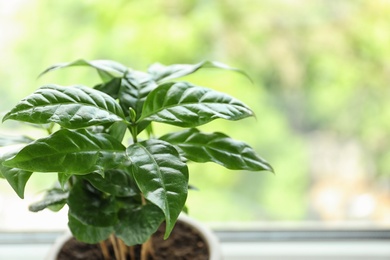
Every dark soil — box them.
[57,220,209,260]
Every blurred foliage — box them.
[1,0,390,222]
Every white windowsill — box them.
[0,237,389,260]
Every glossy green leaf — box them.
[68,212,114,244]
[115,204,164,246]
[58,172,72,189]
[126,139,188,238]
[106,121,128,142]
[147,60,252,83]
[139,82,254,127]
[68,180,117,227]
[2,169,32,199]
[84,170,137,197]
[0,146,32,198]
[119,72,157,118]
[3,129,127,175]
[39,59,128,82]
[161,128,274,172]
[29,188,68,212]
[94,77,122,99]
[3,85,125,129]
[118,72,157,133]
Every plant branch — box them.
[140,237,155,260]
[99,241,110,260]
[118,238,128,260]
[129,245,136,259]
[110,235,121,260]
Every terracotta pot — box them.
[46,214,222,260]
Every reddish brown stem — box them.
[129,245,136,260]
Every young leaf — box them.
[160,128,274,172]
[39,59,128,82]
[119,71,157,119]
[115,204,164,246]
[139,82,254,127]
[0,145,32,198]
[2,85,125,129]
[118,72,157,134]
[3,129,127,175]
[68,212,114,244]
[29,188,69,212]
[147,60,252,83]
[126,139,188,238]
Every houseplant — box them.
[0,59,273,259]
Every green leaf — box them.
[0,146,32,198]
[119,71,157,119]
[84,170,138,197]
[94,77,122,99]
[68,180,117,227]
[0,135,33,147]
[139,82,254,127]
[115,204,164,246]
[58,172,72,189]
[106,121,128,142]
[126,139,188,238]
[3,129,127,175]
[68,212,114,244]
[118,72,157,134]
[161,128,274,172]
[29,188,68,212]
[2,169,32,199]
[147,60,252,83]
[39,59,128,82]
[3,85,125,129]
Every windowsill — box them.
[0,230,390,260]
[2,193,390,259]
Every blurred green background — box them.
[1,0,390,224]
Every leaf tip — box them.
[1,113,10,123]
[265,163,275,174]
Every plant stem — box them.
[99,241,110,260]
[129,246,135,260]
[110,235,121,260]
[140,237,155,260]
[118,239,128,260]
[127,121,138,144]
